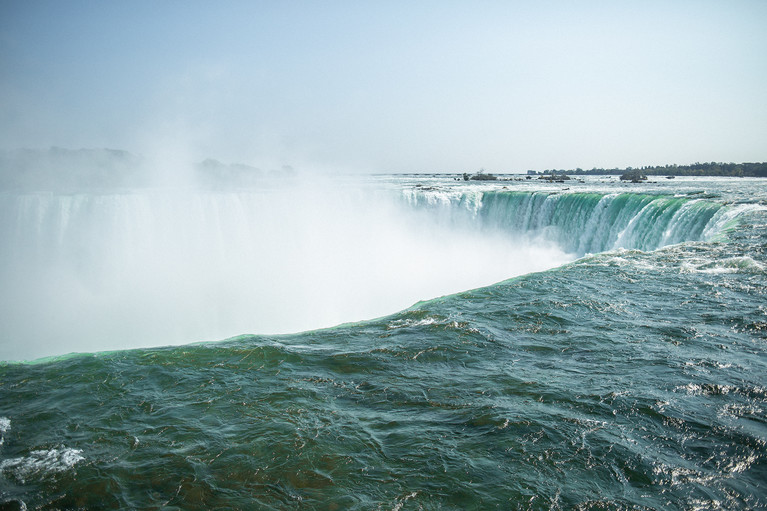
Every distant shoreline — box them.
[2,148,765,184]
[526,161,767,178]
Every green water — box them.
[1,177,766,509]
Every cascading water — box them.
[413,189,731,255]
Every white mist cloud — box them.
[0,178,573,361]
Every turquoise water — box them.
[1,176,766,509]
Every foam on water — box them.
[682,256,765,274]
[0,418,9,447]
[3,417,79,490]
[0,448,84,484]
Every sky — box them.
[0,0,765,173]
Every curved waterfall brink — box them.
[405,190,733,255]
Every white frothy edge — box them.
[681,255,765,275]
[0,417,9,446]
[0,447,84,484]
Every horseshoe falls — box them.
[1,175,766,510]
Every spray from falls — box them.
[0,184,570,361]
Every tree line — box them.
[535,161,767,177]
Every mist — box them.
[0,152,572,361]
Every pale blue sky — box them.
[1,0,765,172]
